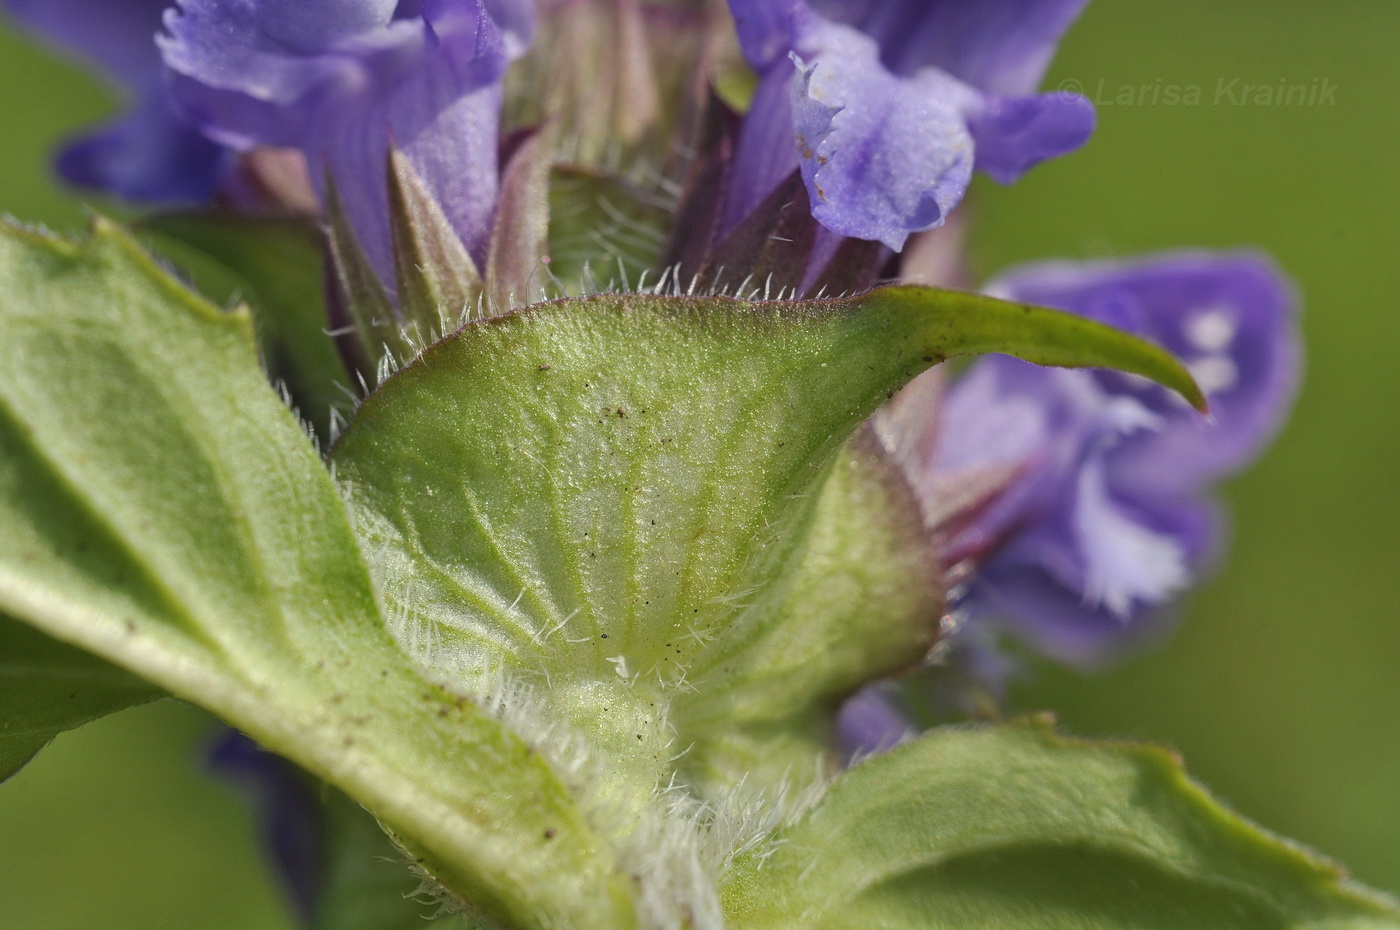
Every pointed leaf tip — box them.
[862,285,1209,413]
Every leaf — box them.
[486,130,552,312]
[387,149,483,340]
[331,285,1204,805]
[545,166,673,293]
[804,237,885,299]
[138,211,351,441]
[696,170,818,297]
[324,176,410,374]
[0,218,645,929]
[721,720,1400,929]
[661,91,740,281]
[670,426,941,794]
[0,613,160,782]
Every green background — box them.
[0,1,1397,926]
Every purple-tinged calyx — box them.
[722,0,1094,251]
[924,253,1300,664]
[158,0,535,282]
[0,0,229,202]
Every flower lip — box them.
[0,0,231,202]
[159,0,533,280]
[723,0,1094,251]
[923,251,1299,664]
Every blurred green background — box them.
[0,0,1397,926]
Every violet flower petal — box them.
[810,0,1089,95]
[2,0,229,202]
[208,730,323,923]
[969,497,1219,664]
[836,685,915,759]
[723,0,1091,250]
[992,253,1302,495]
[967,90,1095,185]
[719,60,800,236]
[727,0,808,70]
[787,18,978,250]
[248,0,400,53]
[160,0,532,274]
[55,80,230,202]
[928,253,1299,664]
[3,0,173,85]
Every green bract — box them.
[0,218,1394,929]
[723,721,1400,929]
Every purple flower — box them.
[836,630,1018,758]
[158,0,534,278]
[722,0,1095,250]
[208,730,324,922]
[930,252,1301,664]
[0,0,229,202]
[836,684,915,758]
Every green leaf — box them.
[387,148,484,340]
[331,285,1203,804]
[138,211,351,440]
[486,131,552,312]
[721,720,1400,929]
[545,166,673,294]
[670,425,941,794]
[0,218,645,929]
[324,176,411,374]
[0,613,160,782]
